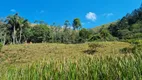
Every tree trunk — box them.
[12,25,16,44]
[16,36,18,44]
[3,33,6,45]
[19,26,22,43]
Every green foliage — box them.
[90,26,117,41]
[132,44,142,53]
[70,30,80,43]
[126,39,142,45]
[31,24,50,43]
[79,28,91,42]
[23,27,33,42]
[0,43,3,52]
[6,13,28,44]
[121,39,142,54]
[2,4,142,44]
[130,22,142,31]
[73,18,82,30]
[64,20,70,31]
[0,22,8,45]
[108,4,142,40]
[100,29,115,41]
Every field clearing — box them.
[1,41,142,80]
[0,41,131,67]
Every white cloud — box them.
[10,9,16,12]
[103,13,114,17]
[82,22,85,25]
[86,12,97,21]
[40,10,44,13]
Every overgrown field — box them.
[1,42,142,80]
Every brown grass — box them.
[0,41,131,67]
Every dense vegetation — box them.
[1,4,142,45]
[0,14,90,44]
[108,4,142,39]
[1,2,142,80]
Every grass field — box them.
[1,41,142,80]
[0,42,131,66]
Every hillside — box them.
[0,42,137,79]
[90,4,142,41]
[108,5,142,39]
[91,22,117,33]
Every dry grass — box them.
[1,41,142,80]
[0,41,131,67]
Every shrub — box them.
[88,43,102,51]
[126,39,142,45]
[84,43,102,55]
[121,40,142,54]
[0,43,3,52]
[89,34,101,41]
[120,47,133,54]
[132,44,142,53]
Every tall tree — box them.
[6,13,19,44]
[6,13,28,44]
[73,18,82,30]
[64,20,70,31]
[17,18,28,43]
[0,20,8,45]
[79,28,90,42]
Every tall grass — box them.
[0,51,142,80]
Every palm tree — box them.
[6,13,28,44]
[17,18,28,43]
[6,13,19,44]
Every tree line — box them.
[0,13,97,45]
[89,4,142,41]
[1,4,142,45]
[108,4,142,40]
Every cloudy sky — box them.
[0,0,142,28]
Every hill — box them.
[91,22,117,33]
[90,4,142,41]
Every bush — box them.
[126,39,142,45]
[121,40,142,54]
[88,43,102,51]
[84,43,102,55]
[0,43,3,52]
[89,34,101,41]
[120,47,133,54]
[132,44,142,53]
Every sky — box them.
[0,0,142,28]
